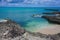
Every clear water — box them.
[0,7,60,32]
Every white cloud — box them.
[1,0,60,7]
[23,0,60,5]
[6,0,12,2]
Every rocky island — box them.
[44,9,59,11]
[0,19,60,40]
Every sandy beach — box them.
[36,24,60,35]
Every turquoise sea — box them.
[0,7,60,32]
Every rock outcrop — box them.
[42,16,60,24]
[42,12,60,24]
[0,19,25,40]
[32,12,60,24]
[0,19,60,40]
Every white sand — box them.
[36,24,60,35]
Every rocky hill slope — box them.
[0,19,60,40]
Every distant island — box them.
[45,9,59,11]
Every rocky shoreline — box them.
[33,12,60,24]
[0,19,60,40]
[42,12,60,24]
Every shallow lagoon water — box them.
[0,7,60,33]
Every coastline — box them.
[0,19,60,40]
[37,24,60,35]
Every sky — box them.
[0,0,60,7]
